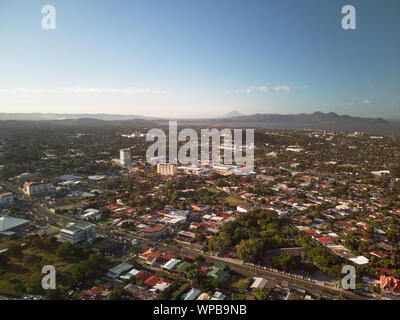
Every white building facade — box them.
[120,148,131,166]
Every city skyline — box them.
[1,0,399,118]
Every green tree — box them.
[237,238,264,263]
[108,287,128,300]
[0,254,9,267]
[270,253,300,272]
[252,287,267,300]
[232,293,246,300]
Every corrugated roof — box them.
[0,216,29,232]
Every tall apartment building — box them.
[23,181,52,196]
[60,222,96,244]
[157,163,177,176]
[120,148,131,166]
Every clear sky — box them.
[0,0,399,118]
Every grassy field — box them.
[97,217,114,225]
[224,195,248,207]
[0,236,107,297]
[231,277,252,292]
[0,239,69,294]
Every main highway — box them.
[0,180,372,300]
[34,206,371,300]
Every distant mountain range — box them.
[210,111,388,124]
[0,111,386,123]
[172,111,393,135]
[0,111,397,135]
[0,111,246,121]
[0,112,159,121]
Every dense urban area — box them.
[1,122,400,301]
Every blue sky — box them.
[0,0,399,118]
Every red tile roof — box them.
[78,286,111,300]
[143,224,166,233]
[316,236,335,243]
[135,270,152,282]
[381,276,400,296]
[370,250,389,258]
[144,275,160,286]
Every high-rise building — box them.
[120,148,131,166]
[157,163,177,176]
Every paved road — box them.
[104,228,371,300]
[1,179,372,300]
[160,243,370,300]
[35,205,371,300]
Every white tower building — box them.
[120,148,131,166]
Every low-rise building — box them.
[211,291,227,300]
[81,208,102,221]
[16,172,37,182]
[78,286,111,300]
[120,269,140,280]
[183,288,201,300]
[380,275,400,297]
[0,192,14,206]
[106,263,134,279]
[141,224,167,239]
[162,258,181,271]
[207,263,230,283]
[286,146,304,152]
[0,216,29,235]
[177,165,207,176]
[124,284,153,300]
[159,213,186,226]
[196,293,211,300]
[60,222,96,244]
[250,277,268,289]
